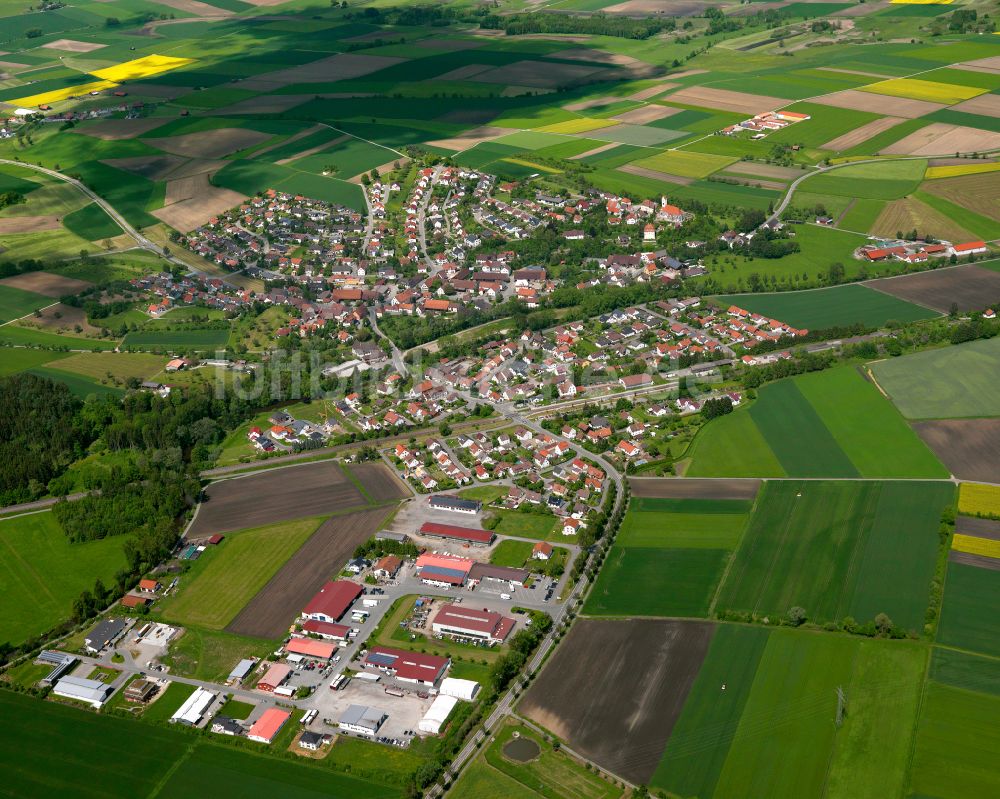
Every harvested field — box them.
[187,460,366,537]
[871,196,978,243]
[960,55,1000,72]
[520,619,715,784]
[209,94,312,115]
[0,270,91,297]
[663,86,791,115]
[950,550,1000,571]
[427,126,508,152]
[474,61,605,89]
[629,477,761,500]
[628,82,681,101]
[864,264,1000,313]
[238,53,404,91]
[226,506,389,639]
[612,104,681,124]
[812,89,943,118]
[569,141,619,160]
[559,48,642,67]
[719,161,801,180]
[617,163,693,185]
[0,216,61,234]
[882,122,1000,156]
[154,0,233,16]
[922,172,1000,222]
[41,39,106,53]
[437,64,493,81]
[153,173,245,232]
[72,117,172,140]
[913,419,1000,483]
[822,116,906,150]
[148,128,271,159]
[604,0,718,15]
[951,94,1000,118]
[103,154,187,181]
[349,462,409,503]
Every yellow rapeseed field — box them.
[861,77,985,105]
[925,162,1000,179]
[89,54,194,82]
[958,483,1000,516]
[538,118,617,135]
[13,79,118,108]
[952,534,1000,559]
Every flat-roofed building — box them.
[124,678,158,703]
[52,675,114,709]
[171,687,216,726]
[431,604,515,645]
[338,704,387,737]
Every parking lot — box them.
[309,677,434,743]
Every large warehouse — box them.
[416,552,474,587]
[419,521,495,546]
[248,708,290,744]
[428,494,482,514]
[338,704,387,737]
[431,604,515,645]
[171,687,217,726]
[301,580,363,623]
[363,646,450,686]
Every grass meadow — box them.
[0,347,70,376]
[0,511,126,645]
[0,284,52,324]
[936,561,1000,658]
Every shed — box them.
[418,694,459,734]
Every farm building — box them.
[431,604,514,645]
[374,554,402,579]
[300,620,351,640]
[301,580,363,623]
[419,521,495,546]
[418,695,459,735]
[428,494,482,514]
[84,618,128,653]
[468,562,529,586]
[415,552,474,587]
[258,663,292,692]
[440,677,480,702]
[171,687,217,726]
[363,646,450,686]
[286,638,336,661]
[248,708,290,744]
[37,651,76,685]
[120,594,151,609]
[338,704,387,737]
[227,658,256,685]
[53,675,114,709]
[124,679,158,704]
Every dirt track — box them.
[520,619,715,784]
[188,460,366,538]
[913,418,1000,483]
[864,265,1000,313]
[630,477,762,500]
[226,506,390,638]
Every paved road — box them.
[0,491,89,516]
[368,307,409,378]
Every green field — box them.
[158,516,323,630]
[805,158,927,200]
[0,347,70,376]
[46,351,167,382]
[627,149,737,178]
[686,367,948,478]
[28,365,125,399]
[870,337,1000,419]
[490,539,536,567]
[491,510,560,540]
[0,511,126,645]
[61,201,122,241]
[936,561,1000,658]
[717,480,954,630]
[123,327,231,350]
[0,324,117,350]
[711,284,939,330]
[0,284,51,324]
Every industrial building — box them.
[84,618,128,653]
[439,677,480,701]
[468,562,529,586]
[416,552,473,587]
[171,687,216,726]
[257,663,292,692]
[300,620,351,640]
[419,521,495,546]
[338,704,387,737]
[52,675,114,708]
[431,604,515,645]
[285,638,336,661]
[227,658,256,685]
[301,580,363,623]
[248,708,290,744]
[37,651,76,685]
[418,695,459,735]
[428,494,482,514]
[363,646,449,686]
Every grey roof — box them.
[339,704,386,729]
[300,731,325,746]
[85,618,127,650]
[54,675,113,704]
[228,659,255,681]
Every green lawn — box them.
[0,284,51,324]
[491,510,561,541]
[143,682,198,722]
[936,561,1000,658]
[490,539,536,568]
[718,480,953,630]
[123,327,231,351]
[870,337,1000,419]
[0,347,70,376]
[157,516,324,630]
[711,284,938,330]
[0,511,126,645]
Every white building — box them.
[439,677,480,702]
[418,694,459,735]
[338,704,387,737]
[171,687,217,726]
[53,675,113,709]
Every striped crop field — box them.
[925,162,1000,179]
[860,78,985,104]
[958,483,1000,517]
[952,533,1000,559]
[537,118,619,134]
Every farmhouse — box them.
[431,604,515,645]
[338,704,387,737]
[248,707,291,744]
[363,646,450,686]
[533,542,553,560]
[171,687,217,726]
[286,638,336,661]
[419,521,495,546]
[84,618,128,653]
[53,675,114,708]
[416,552,474,587]
[302,580,363,623]
[429,494,482,514]
[373,554,402,579]
[121,594,152,609]
[258,663,292,692]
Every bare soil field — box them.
[913,419,1000,483]
[0,216,62,234]
[922,173,1000,222]
[148,128,271,159]
[629,477,761,500]
[153,176,248,232]
[103,154,188,181]
[72,117,172,140]
[617,163,693,185]
[414,38,488,50]
[951,94,1000,118]
[520,619,715,784]
[226,506,390,638]
[474,60,605,89]
[961,56,1000,73]
[569,141,619,159]
[210,93,313,115]
[627,82,680,101]
[16,303,100,335]
[822,116,906,151]
[238,53,404,91]
[188,460,367,537]
[864,265,1000,313]
[812,90,943,119]
[719,161,801,180]
[0,270,91,296]
[559,48,641,67]
[950,551,1000,571]
[956,516,1000,540]
[882,123,1000,156]
[437,64,493,81]
[664,86,791,115]
[871,197,977,244]
[350,462,409,503]
[613,103,681,124]
[604,0,717,16]
[41,39,106,53]
[427,126,508,152]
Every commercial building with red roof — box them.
[363,646,449,686]
[431,604,515,645]
[248,707,290,744]
[286,638,336,661]
[419,521,495,546]
[257,663,291,692]
[299,620,351,640]
[415,552,474,587]
[302,580,362,623]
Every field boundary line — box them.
[145,741,197,799]
[341,462,374,504]
[708,488,761,616]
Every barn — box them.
[301,580,363,623]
